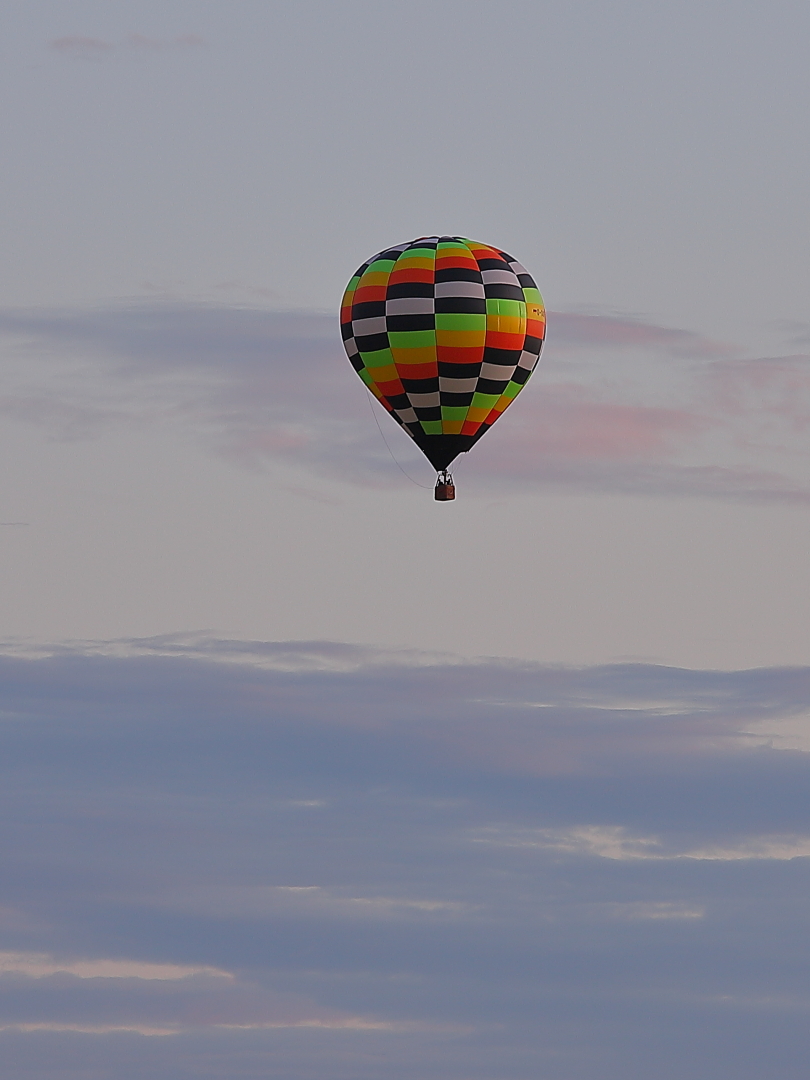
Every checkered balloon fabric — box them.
[341,237,546,471]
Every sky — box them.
[1,1,810,1077]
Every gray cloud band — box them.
[0,639,808,1075]
[0,302,809,500]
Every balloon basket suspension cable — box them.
[434,470,455,501]
[365,390,432,490]
[365,389,457,500]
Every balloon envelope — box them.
[341,236,545,471]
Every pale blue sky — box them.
[2,0,809,338]
[1,0,810,666]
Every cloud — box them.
[50,34,205,57]
[125,33,205,51]
[2,632,809,775]
[1,301,810,502]
[0,638,809,1075]
[488,386,701,459]
[147,884,472,922]
[0,1022,181,1036]
[50,36,114,56]
[0,964,414,1037]
[471,824,810,861]
[0,953,230,981]
[602,902,706,920]
[549,312,729,357]
[706,353,810,433]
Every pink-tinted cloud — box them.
[494,385,701,461]
[50,36,113,55]
[126,32,206,50]
[549,312,729,357]
[126,33,163,50]
[50,33,205,56]
[707,354,810,432]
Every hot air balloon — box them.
[340,236,545,500]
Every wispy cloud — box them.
[50,36,113,56]
[1,301,809,502]
[0,953,231,981]
[471,824,810,861]
[147,884,472,922]
[0,962,419,1037]
[549,312,729,356]
[50,34,205,58]
[602,901,706,920]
